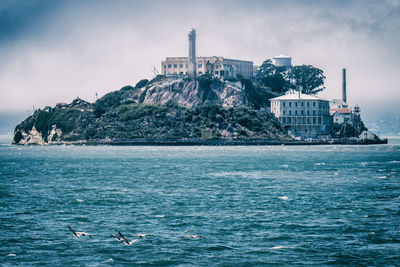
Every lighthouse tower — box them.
[188,29,196,77]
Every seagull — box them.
[185,234,199,239]
[68,225,93,239]
[137,233,146,238]
[110,234,124,242]
[118,231,138,245]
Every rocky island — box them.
[13,75,292,145]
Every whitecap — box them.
[209,171,266,179]
[278,196,288,200]
[8,253,16,257]
[76,199,84,203]
[155,215,165,218]
[334,172,339,176]
[121,188,128,192]
[56,210,65,213]
[378,176,387,179]
[281,165,289,168]
[314,163,325,166]
[270,245,292,250]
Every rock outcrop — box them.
[13,76,289,145]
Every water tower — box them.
[272,55,292,68]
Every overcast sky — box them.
[0,0,399,118]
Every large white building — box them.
[270,92,333,139]
[161,29,253,79]
[161,56,253,79]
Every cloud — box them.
[0,0,399,119]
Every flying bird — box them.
[118,231,138,245]
[68,225,93,239]
[110,234,124,242]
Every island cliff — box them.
[13,76,290,145]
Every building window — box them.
[289,110,292,115]
[301,110,304,115]
[283,102,286,107]
[288,118,291,123]
[168,64,172,68]
[313,118,316,124]
[313,102,316,107]
[307,110,309,115]
[164,65,167,69]
[295,102,297,107]
[174,64,177,68]
[180,64,183,68]
[289,102,292,107]
[199,71,202,74]
[283,118,286,123]
[198,64,202,68]
[295,110,297,115]
[313,110,315,115]
[283,110,285,115]
[301,102,304,107]
[307,102,309,107]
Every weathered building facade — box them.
[161,56,253,79]
[270,93,333,139]
[161,29,253,79]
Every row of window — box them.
[282,101,316,107]
[281,117,322,124]
[282,110,317,115]
[164,63,203,69]
[165,70,222,76]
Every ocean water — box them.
[1,136,399,266]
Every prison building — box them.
[270,93,333,139]
[161,56,254,79]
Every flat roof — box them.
[270,93,326,101]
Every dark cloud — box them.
[0,0,61,41]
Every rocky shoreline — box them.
[14,138,388,146]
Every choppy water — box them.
[1,136,400,266]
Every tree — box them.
[256,59,288,93]
[286,65,325,94]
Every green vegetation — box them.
[256,59,326,95]
[237,74,277,110]
[197,74,221,102]
[118,103,168,121]
[256,59,288,93]
[13,75,294,144]
[135,79,148,89]
[14,100,290,143]
[286,65,325,94]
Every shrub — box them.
[135,79,149,89]
[118,104,168,121]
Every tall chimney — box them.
[342,68,347,103]
[188,29,196,77]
